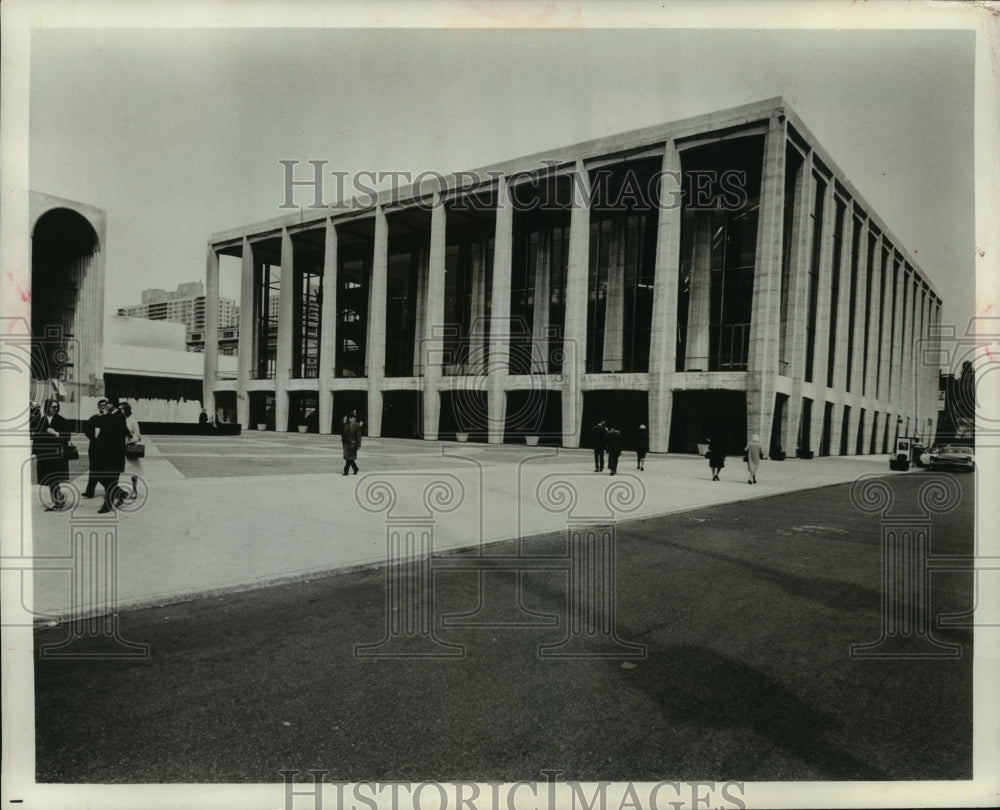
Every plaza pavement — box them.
[26,432,898,619]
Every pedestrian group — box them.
[33,397,143,513]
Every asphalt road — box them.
[33,471,974,783]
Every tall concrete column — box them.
[918,288,933,443]
[828,208,854,455]
[469,238,488,372]
[782,153,815,457]
[274,228,295,432]
[602,224,625,371]
[899,269,915,431]
[236,237,254,428]
[488,178,514,444]
[412,246,428,375]
[862,232,881,403]
[562,161,591,448]
[647,143,681,454]
[808,178,835,454]
[879,246,895,400]
[846,401,863,457]
[857,406,872,456]
[832,210,853,394]
[927,300,942,446]
[202,245,220,409]
[746,114,785,453]
[422,197,447,441]
[685,214,713,370]
[318,219,338,435]
[810,180,835,389]
[888,255,906,418]
[531,231,552,372]
[851,219,870,396]
[867,411,880,455]
[910,275,922,432]
[367,206,389,437]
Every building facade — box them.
[203,98,942,454]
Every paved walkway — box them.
[24,433,898,618]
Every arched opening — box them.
[31,207,101,403]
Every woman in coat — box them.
[744,433,763,484]
[341,410,362,475]
[635,424,649,471]
[122,402,143,500]
[34,400,71,510]
[707,435,727,482]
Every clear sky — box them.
[28,24,976,332]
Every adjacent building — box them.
[202,98,942,454]
[118,281,238,352]
[28,194,235,425]
[29,192,108,405]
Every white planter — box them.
[525,435,540,446]
[456,432,469,442]
[257,423,267,432]
[298,425,308,433]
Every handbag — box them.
[743,453,749,463]
[65,443,80,461]
[125,442,145,459]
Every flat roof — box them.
[209,96,938,301]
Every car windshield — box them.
[940,446,973,455]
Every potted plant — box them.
[525,435,540,446]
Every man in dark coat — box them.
[82,398,107,498]
[606,424,623,476]
[592,419,607,472]
[33,400,72,510]
[341,410,362,475]
[95,399,130,513]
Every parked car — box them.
[924,445,975,472]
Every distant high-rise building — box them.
[118,280,237,351]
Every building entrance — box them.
[581,391,648,450]
[668,390,747,455]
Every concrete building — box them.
[29,192,108,405]
[202,98,942,454]
[28,194,236,425]
[118,281,238,351]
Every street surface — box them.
[33,466,974,783]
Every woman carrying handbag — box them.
[122,402,144,500]
[34,400,72,510]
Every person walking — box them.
[606,424,623,475]
[82,398,107,498]
[635,424,649,471]
[122,402,143,499]
[34,400,71,510]
[341,410,362,475]
[592,419,607,472]
[96,399,129,513]
[707,435,727,481]
[744,433,763,484]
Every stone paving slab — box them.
[24,433,899,618]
